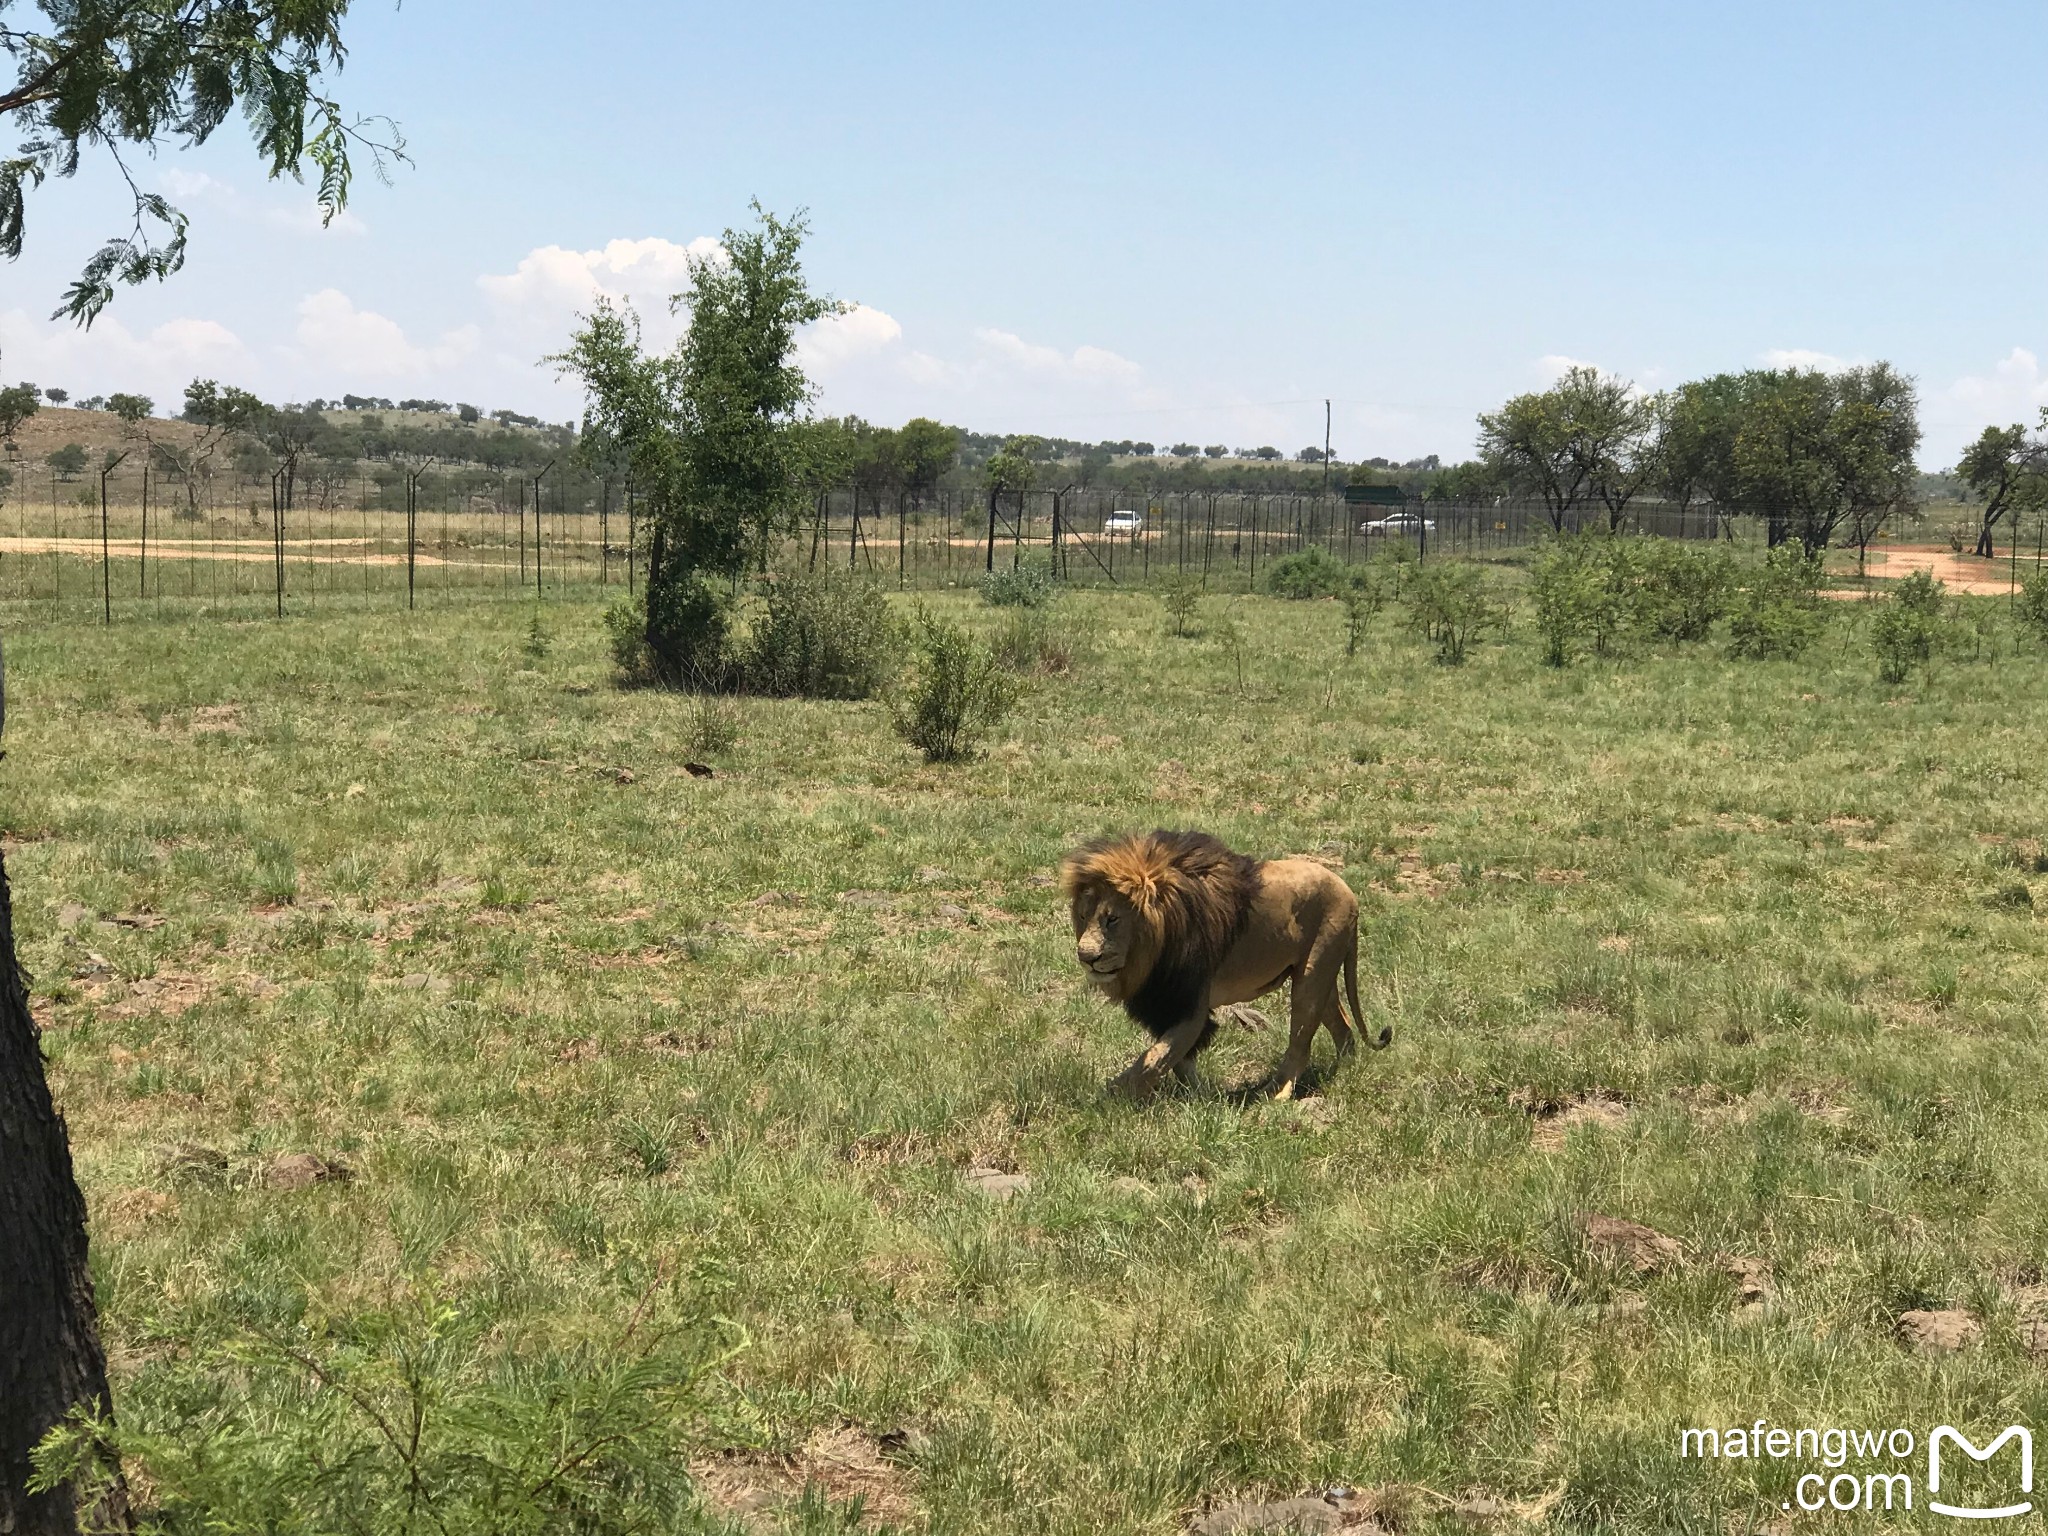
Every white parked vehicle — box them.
[1103,509,1144,534]
[1360,511,1435,535]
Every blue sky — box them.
[5,0,2047,463]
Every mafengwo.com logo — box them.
[1680,1420,2033,1518]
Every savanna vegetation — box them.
[14,542,2048,1530]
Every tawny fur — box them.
[1060,829,1388,1100]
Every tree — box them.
[557,204,841,683]
[159,379,263,516]
[2,0,404,324]
[896,417,958,499]
[104,394,152,429]
[264,405,329,511]
[42,388,66,405]
[1731,364,1920,565]
[45,444,86,481]
[1204,444,1227,458]
[1170,442,1199,458]
[0,383,38,446]
[1957,422,2045,559]
[1477,365,1656,532]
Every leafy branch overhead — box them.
[0,0,407,324]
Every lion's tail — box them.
[1345,934,1391,1049]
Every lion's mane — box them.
[1059,829,1263,1041]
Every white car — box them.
[1360,511,1435,535]
[1103,510,1143,534]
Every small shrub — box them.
[1265,545,1353,600]
[894,609,1019,762]
[645,570,735,688]
[1871,568,1950,685]
[1158,572,1202,637]
[1528,538,1608,667]
[602,595,649,678]
[1213,603,1252,694]
[1341,567,1389,656]
[2015,573,2048,644]
[980,558,1058,608]
[1635,539,1734,641]
[521,610,550,661]
[33,1298,736,1536]
[742,566,896,700]
[992,607,1076,676]
[1404,561,1502,665]
[684,690,742,760]
[1727,545,1827,660]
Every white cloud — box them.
[970,328,1140,386]
[1536,353,1600,383]
[1923,347,2048,463]
[288,289,477,380]
[478,236,722,352]
[1760,347,1853,371]
[798,304,903,372]
[0,308,249,402]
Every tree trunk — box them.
[0,844,130,1534]
[1977,520,1997,560]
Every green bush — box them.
[1871,568,1950,684]
[1727,545,1827,660]
[1404,560,1502,665]
[1528,538,1609,667]
[894,609,1019,762]
[1341,567,1390,656]
[2016,572,2048,644]
[741,566,896,699]
[644,570,736,689]
[992,606,1076,676]
[32,1301,742,1536]
[1264,545,1353,600]
[1635,539,1735,641]
[601,595,648,678]
[1158,572,1203,637]
[980,558,1058,608]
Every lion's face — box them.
[1070,882,1157,998]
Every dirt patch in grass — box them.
[1826,545,2016,597]
[1513,1088,1630,1151]
[692,1425,915,1530]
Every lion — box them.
[1059,828,1389,1100]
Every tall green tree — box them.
[1957,421,2045,559]
[1477,365,1657,531]
[2,0,403,323]
[0,380,37,446]
[557,204,842,683]
[896,417,958,499]
[1731,364,1920,564]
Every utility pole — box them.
[1322,399,1331,499]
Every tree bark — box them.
[0,843,130,1534]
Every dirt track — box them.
[0,536,454,567]
[1829,545,2029,597]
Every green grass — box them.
[16,579,2048,1532]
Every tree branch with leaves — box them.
[2,0,406,324]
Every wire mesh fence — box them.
[0,455,1734,625]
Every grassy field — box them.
[17,577,2048,1533]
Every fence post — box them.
[98,452,126,625]
[533,461,552,595]
[270,469,285,617]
